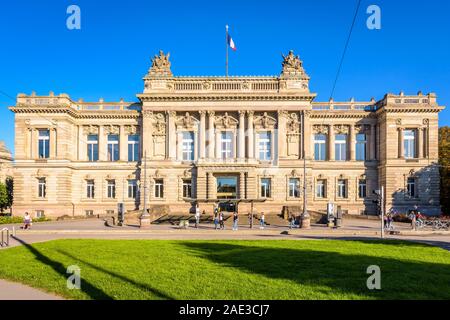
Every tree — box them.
[5,177,13,209]
[439,127,450,215]
[0,182,8,213]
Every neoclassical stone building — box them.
[9,51,444,218]
[0,141,13,183]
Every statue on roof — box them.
[148,50,173,77]
[281,50,304,76]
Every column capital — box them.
[238,110,246,116]
[199,110,207,117]
[166,110,176,117]
[207,110,215,116]
[247,110,254,117]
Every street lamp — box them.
[140,151,151,228]
[300,110,311,229]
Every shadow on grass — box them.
[57,250,174,300]
[179,241,450,299]
[12,236,113,300]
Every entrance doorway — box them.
[216,176,237,212]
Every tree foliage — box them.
[439,126,450,215]
[0,182,8,213]
[5,177,13,209]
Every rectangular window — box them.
[35,210,45,218]
[86,180,95,199]
[289,178,300,198]
[107,180,116,199]
[38,178,46,198]
[259,131,272,160]
[38,129,50,159]
[87,134,99,161]
[335,134,347,161]
[356,134,366,161]
[314,134,327,161]
[128,135,140,162]
[155,179,164,198]
[221,131,233,159]
[182,131,195,161]
[85,210,94,217]
[358,179,367,198]
[260,178,271,198]
[107,135,119,162]
[316,179,326,198]
[183,179,192,198]
[407,177,416,197]
[337,179,347,198]
[404,130,416,159]
[128,180,137,199]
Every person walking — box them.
[289,213,296,229]
[194,203,201,229]
[22,212,32,230]
[232,212,239,231]
[219,211,225,230]
[213,206,219,230]
[259,212,265,230]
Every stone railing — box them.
[311,101,376,111]
[170,78,280,93]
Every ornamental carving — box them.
[83,125,99,135]
[148,50,172,77]
[312,124,328,134]
[423,118,429,125]
[215,112,238,129]
[152,113,166,134]
[177,112,198,129]
[242,81,250,90]
[282,50,303,73]
[254,112,276,129]
[287,113,300,133]
[355,124,370,134]
[334,124,349,134]
[104,125,120,135]
[396,118,402,125]
[202,81,211,90]
[124,125,139,135]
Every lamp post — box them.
[140,151,151,228]
[300,110,311,229]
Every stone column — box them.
[120,126,128,161]
[177,131,183,160]
[215,129,221,159]
[417,128,423,159]
[277,111,287,159]
[238,111,245,160]
[199,111,206,159]
[78,126,84,161]
[370,124,376,160]
[303,111,312,160]
[141,111,153,160]
[423,127,429,158]
[207,111,215,159]
[240,171,246,199]
[207,172,215,199]
[329,124,335,161]
[349,125,355,161]
[31,128,37,159]
[247,111,254,159]
[398,128,404,159]
[167,111,177,160]
[99,126,107,161]
[49,128,57,159]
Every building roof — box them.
[0,141,12,162]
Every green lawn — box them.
[0,239,449,300]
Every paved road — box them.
[0,279,63,300]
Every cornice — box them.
[137,93,316,102]
[310,111,377,119]
[10,105,140,119]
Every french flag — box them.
[227,33,237,51]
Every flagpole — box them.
[226,24,229,77]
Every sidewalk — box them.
[0,279,64,300]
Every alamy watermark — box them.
[366,5,381,30]
[66,5,81,30]
[67,265,81,290]
[366,265,381,290]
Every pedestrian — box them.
[409,210,416,230]
[383,214,388,230]
[219,211,225,230]
[22,212,32,230]
[248,212,253,229]
[214,206,219,230]
[232,212,239,231]
[259,212,265,229]
[289,213,296,229]
[194,203,201,228]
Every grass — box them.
[0,239,449,300]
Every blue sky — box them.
[1,0,449,153]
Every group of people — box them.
[383,212,394,230]
[193,203,266,230]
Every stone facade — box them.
[9,51,445,218]
[0,141,13,183]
